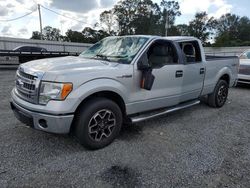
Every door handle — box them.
[176,70,183,78]
[200,68,205,74]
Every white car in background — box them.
[238,50,250,84]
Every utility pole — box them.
[38,4,43,40]
[165,19,168,36]
[165,10,168,36]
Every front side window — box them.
[80,36,149,64]
[146,40,178,68]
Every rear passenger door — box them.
[179,41,205,102]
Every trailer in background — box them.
[0,50,80,65]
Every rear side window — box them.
[179,41,202,63]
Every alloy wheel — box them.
[217,85,228,105]
[88,109,116,142]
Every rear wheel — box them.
[208,80,229,108]
[74,98,122,150]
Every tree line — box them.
[31,0,250,47]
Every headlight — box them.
[39,81,73,105]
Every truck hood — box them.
[21,56,118,72]
[20,56,132,85]
[240,59,250,66]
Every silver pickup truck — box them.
[10,36,239,149]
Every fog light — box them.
[39,119,48,128]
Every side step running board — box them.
[130,100,200,123]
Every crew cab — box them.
[10,36,239,149]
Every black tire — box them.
[73,98,122,150]
[208,80,229,108]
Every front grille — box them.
[239,65,250,75]
[15,69,38,103]
[23,82,35,90]
[18,70,36,80]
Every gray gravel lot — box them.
[0,70,250,188]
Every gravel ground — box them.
[0,70,250,188]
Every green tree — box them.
[113,0,138,35]
[81,27,110,43]
[160,0,181,35]
[237,16,250,42]
[132,0,162,35]
[30,31,42,40]
[65,30,85,43]
[113,0,163,35]
[42,26,62,41]
[187,12,216,44]
[214,14,250,46]
[112,0,181,36]
[65,28,110,43]
[100,10,116,34]
[176,24,189,36]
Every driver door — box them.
[130,39,185,114]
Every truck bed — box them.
[201,55,239,97]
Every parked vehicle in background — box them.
[13,46,47,52]
[10,36,239,150]
[239,50,250,59]
[238,50,250,84]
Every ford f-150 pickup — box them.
[10,36,239,149]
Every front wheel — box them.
[73,98,122,150]
[208,80,229,108]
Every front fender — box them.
[68,78,129,112]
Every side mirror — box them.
[138,60,151,70]
[138,53,155,90]
[141,70,155,90]
[137,53,151,70]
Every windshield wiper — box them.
[108,55,128,58]
[95,54,110,61]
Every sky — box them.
[0,0,249,39]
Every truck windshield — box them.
[80,36,149,64]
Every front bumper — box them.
[237,74,250,84]
[10,100,74,134]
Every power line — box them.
[0,11,36,22]
[40,5,89,25]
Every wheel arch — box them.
[70,90,127,133]
[215,67,233,86]
[75,90,127,117]
[219,74,230,84]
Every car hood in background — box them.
[240,59,250,66]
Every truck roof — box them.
[163,36,198,41]
[107,35,198,42]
